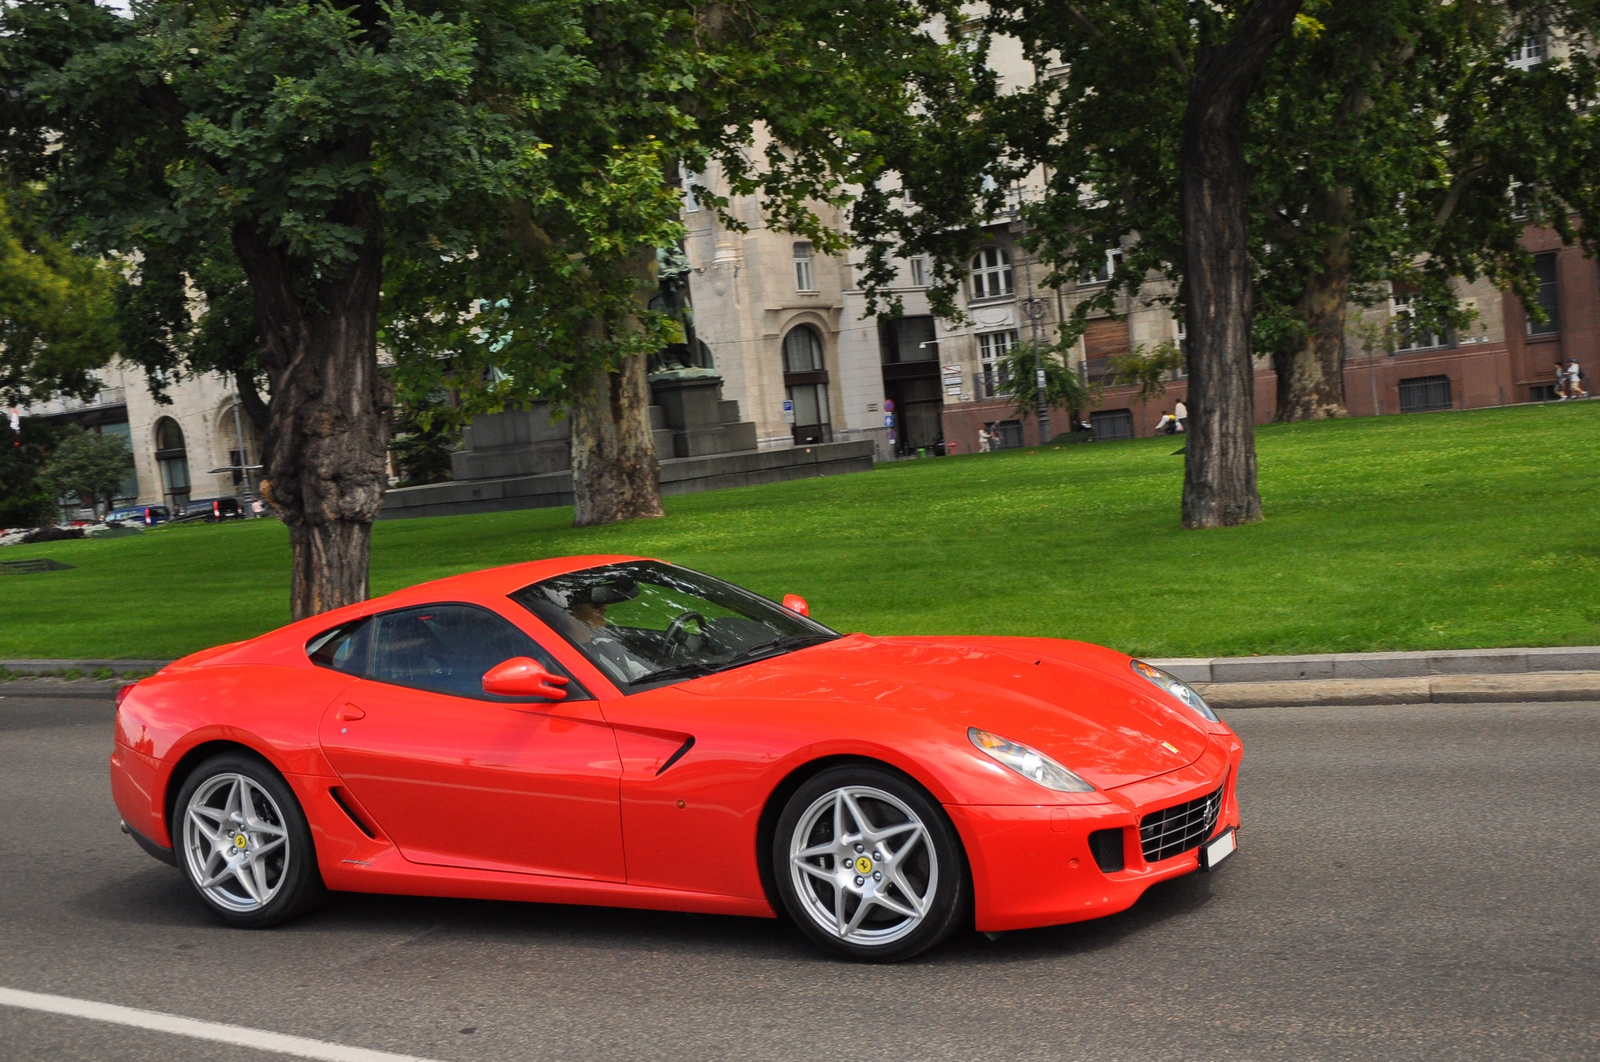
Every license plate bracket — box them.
[1198,827,1236,871]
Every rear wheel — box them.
[773,765,968,961]
[173,753,324,927]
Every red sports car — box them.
[112,556,1241,961]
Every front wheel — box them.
[773,765,969,961]
[173,753,324,928]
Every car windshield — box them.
[511,561,838,691]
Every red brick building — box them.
[942,232,1598,451]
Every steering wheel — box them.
[663,610,709,655]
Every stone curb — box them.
[1196,671,1600,709]
[1149,646,1600,684]
[0,659,170,674]
[0,678,123,699]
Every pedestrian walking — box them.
[978,426,992,452]
[1565,359,1588,399]
[1174,399,1188,432]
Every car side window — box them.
[307,619,372,676]
[363,604,589,701]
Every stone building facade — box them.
[23,361,261,516]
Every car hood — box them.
[678,634,1211,789]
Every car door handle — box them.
[336,704,366,722]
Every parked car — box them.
[105,505,170,527]
[177,497,246,522]
[111,556,1241,961]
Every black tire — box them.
[171,752,325,928]
[773,764,969,962]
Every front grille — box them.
[1139,786,1223,863]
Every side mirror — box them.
[781,594,810,618]
[482,657,569,700]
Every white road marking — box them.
[0,987,449,1062]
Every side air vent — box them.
[1088,828,1126,873]
[329,787,378,839]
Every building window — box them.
[909,256,927,288]
[1509,34,1545,69]
[154,416,191,508]
[1398,375,1453,413]
[978,330,1017,398]
[1391,293,1452,352]
[970,247,1013,300]
[989,420,1024,450]
[1527,252,1559,336]
[782,325,831,445]
[1079,249,1124,286]
[681,167,703,212]
[793,242,816,292]
[1090,409,1135,440]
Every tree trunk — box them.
[1179,0,1302,528]
[233,192,390,620]
[1273,225,1350,422]
[570,351,664,526]
[568,250,665,527]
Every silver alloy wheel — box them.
[181,772,291,913]
[788,785,937,945]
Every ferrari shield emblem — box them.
[854,855,873,875]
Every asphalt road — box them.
[1,694,1597,1062]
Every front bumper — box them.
[948,736,1242,932]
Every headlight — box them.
[968,727,1095,792]
[1131,660,1219,722]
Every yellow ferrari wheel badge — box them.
[233,834,249,850]
[854,855,874,875]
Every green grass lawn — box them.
[3,401,1597,661]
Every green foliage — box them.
[40,425,131,514]
[0,185,122,405]
[1109,341,1186,402]
[1,402,1596,659]
[385,0,987,414]
[0,416,62,527]
[954,0,1600,354]
[390,390,463,488]
[998,341,1093,422]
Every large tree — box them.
[1254,1,1600,421]
[383,0,991,526]
[903,0,1305,528]
[2,0,592,617]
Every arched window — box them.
[783,326,825,373]
[970,247,1013,300]
[154,417,191,508]
[781,326,831,445]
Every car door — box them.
[316,602,626,882]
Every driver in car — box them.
[562,577,655,683]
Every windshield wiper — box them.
[635,633,832,686]
[717,632,834,667]
[633,660,719,685]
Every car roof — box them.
[174,555,657,670]
[373,554,652,608]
